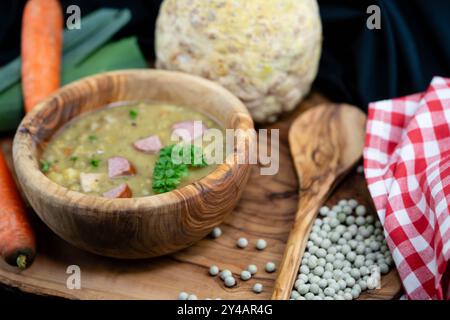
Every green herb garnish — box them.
[152,144,208,194]
[90,158,101,168]
[40,160,52,173]
[152,145,188,194]
[129,109,138,120]
[189,144,208,168]
[69,155,78,162]
[88,135,97,142]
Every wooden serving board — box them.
[0,93,403,300]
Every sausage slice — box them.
[103,183,132,198]
[108,156,136,178]
[172,121,207,142]
[133,135,163,154]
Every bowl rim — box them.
[13,69,254,214]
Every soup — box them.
[40,102,223,198]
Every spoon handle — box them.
[272,175,336,300]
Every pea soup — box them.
[40,102,223,198]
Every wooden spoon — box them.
[272,103,366,300]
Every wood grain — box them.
[0,93,402,300]
[12,70,254,259]
[272,104,366,299]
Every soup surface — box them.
[41,102,222,198]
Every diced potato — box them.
[80,173,103,193]
[90,122,100,131]
[63,168,79,184]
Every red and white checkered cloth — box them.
[364,76,450,300]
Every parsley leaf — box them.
[40,160,52,173]
[129,109,138,120]
[90,158,101,168]
[88,135,97,142]
[189,144,208,168]
[69,155,78,162]
[152,144,208,194]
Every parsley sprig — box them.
[129,109,138,120]
[40,160,52,173]
[152,144,207,194]
[88,135,97,142]
[90,158,101,168]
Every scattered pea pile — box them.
[292,199,393,300]
[178,228,274,300]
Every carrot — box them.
[0,0,62,268]
[21,0,63,112]
[0,152,36,269]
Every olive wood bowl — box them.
[13,69,254,259]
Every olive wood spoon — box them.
[272,103,366,300]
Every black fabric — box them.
[0,0,163,65]
[1,0,449,111]
[0,0,27,65]
[316,0,450,109]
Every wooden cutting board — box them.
[0,93,403,300]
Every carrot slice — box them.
[0,152,36,269]
[21,0,63,112]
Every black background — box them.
[1,0,450,110]
[0,0,163,64]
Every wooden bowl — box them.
[12,69,254,259]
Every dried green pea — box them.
[240,270,252,281]
[209,265,219,276]
[265,262,276,273]
[253,283,263,293]
[247,264,258,275]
